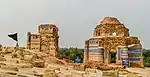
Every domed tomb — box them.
[84,17,143,67]
[101,17,121,24]
[94,17,129,37]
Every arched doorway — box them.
[110,52,116,63]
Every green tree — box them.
[142,49,150,67]
[68,47,76,60]
[57,47,84,62]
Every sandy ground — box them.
[126,67,150,77]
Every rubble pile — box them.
[43,69,56,77]
[12,48,44,60]
[0,47,45,68]
[0,46,145,77]
[73,63,85,71]
[0,47,15,55]
[63,58,74,63]
[0,55,6,61]
[84,61,122,70]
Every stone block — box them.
[43,69,56,77]
[32,60,45,68]
[4,47,15,54]
[6,72,17,75]
[102,70,119,77]
[0,62,6,66]
[0,56,6,61]
[71,70,84,76]
[24,55,34,61]
[127,73,142,77]
[65,74,72,77]
[73,64,85,71]
[0,65,19,71]
[17,64,33,68]
[85,68,97,73]
[34,73,43,77]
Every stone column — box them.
[140,56,144,68]
[104,51,109,64]
[84,41,89,63]
[27,32,31,49]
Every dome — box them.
[38,24,56,28]
[100,17,121,24]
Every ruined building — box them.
[27,24,59,56]
[84,17,144,67]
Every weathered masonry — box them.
[84,17,144,67]
[27,24,59,57]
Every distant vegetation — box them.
[57,48,150,67]
[142,49,150,67]
[2,44,149,67]
[57,48,84,63]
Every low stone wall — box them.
[127,73,142,77]
[71,70,84,76]
[32,60,45,68]
[0,65,18,71]
[102,70,119,77]
[130,62,142,67]
[73,63,85,71]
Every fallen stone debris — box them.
[0,46,147,77]
[84,61,122,70]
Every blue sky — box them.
[0,0,150,49]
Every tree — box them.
[142,50,150,67]
[57,47,84,62]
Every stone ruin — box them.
[0,18,146,77]
[84,17,144,67]
[27,24,59,57]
